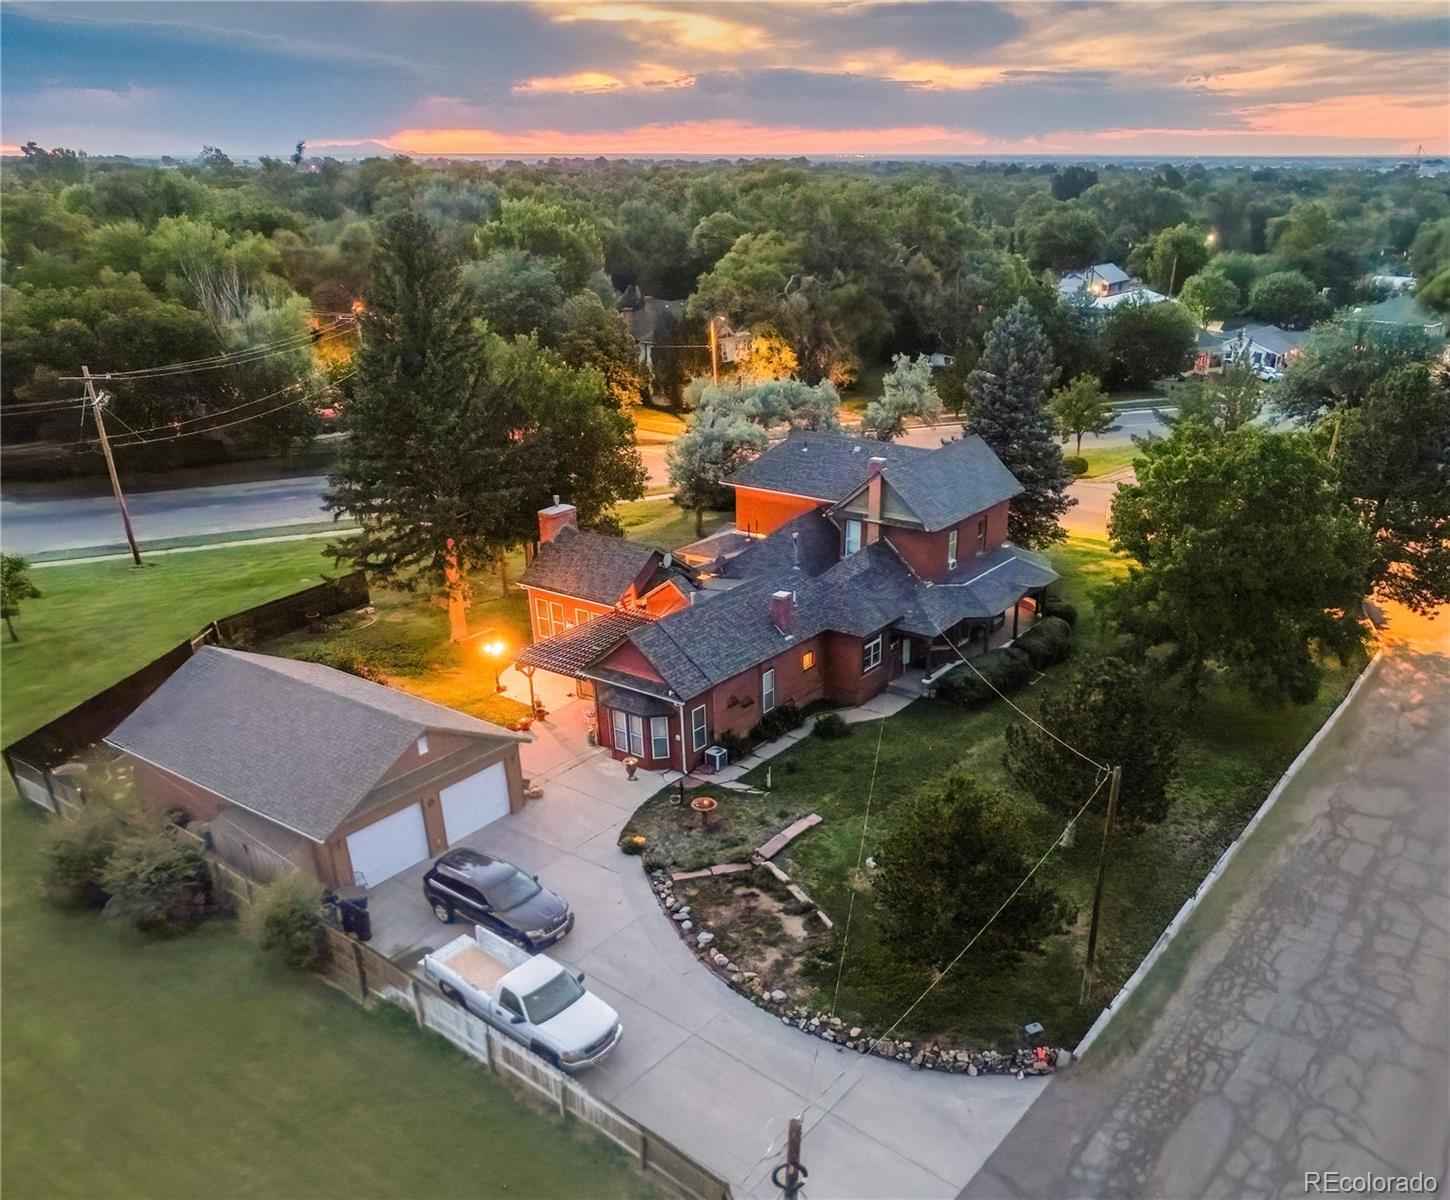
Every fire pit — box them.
[690,794,719,829]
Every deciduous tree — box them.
[1049,373,1112,454]
[0,554,41,642]
[1100,299,1198,389]
[1170,360,1263,433]
[864,353,942,441]
[1248,269,1322,328]
[666,406,768,535]
[1107,423,1371,703]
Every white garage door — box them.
[345,803,429,888]
[440,762,511,843]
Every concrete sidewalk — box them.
[961,605,1450,1199]
[370,684,1048,1199]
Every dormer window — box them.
[844,518,863,556]
[416,735,429,756]
[947,529,958,570]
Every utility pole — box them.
[82,366,143,566]
[708,316,720,387]
[1080,765,1122,1003]
[771,1117,807,1198]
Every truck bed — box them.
[443,942,513,993]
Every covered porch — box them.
[903,591,1048,674]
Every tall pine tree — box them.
[965,299,1074,546]
[326,213,526,641]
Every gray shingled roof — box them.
[727,430,926,502]
[105,647,523,841]
[897,546,1059,637]
[514,609,652,676]
[518,526,660,606]
[849,434,1022,532]
[721,510,841,579]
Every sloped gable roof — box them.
[727,431,926,502]
[519,525,661,606]
[835,434,1022,532]
[106,647,523,841]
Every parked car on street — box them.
[422,849,574,950]
[422,924,622,1072]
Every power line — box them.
[3,397,90,413]
[859,768,1111,1060]
[925,605,1109,772]
[102,372,351,439]
[108,372,354,447]
[829,714,887,1016]
[58,321,350,382]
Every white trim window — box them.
[947,529,958,570]
[650,716,670,759]
[844,518,864,556]
[691,705,708,751]
[628,715,646,758]
[534,597,553,638]
[612,709,628,752]
[575,607,592,625]
[762,668,776,712]
[863,635,883,672]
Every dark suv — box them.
[422,849,574,951]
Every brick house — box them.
[514,430,1057,773]
[105,646,529,889]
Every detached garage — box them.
[106,646,530,889]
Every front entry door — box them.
[901,636,912,669]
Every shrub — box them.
[40,802,129,908]
[935,647,1032,707]
[299,645,382,681]
[246,872,330,971]
[100,827,213,933]
[717,729,754,762]
[1041,598,1078,628]
[752,703,805,742]
[1062,455,1089,476]
[618,833,648,856]
[1013,615,1074,669]
[812,712,851,740]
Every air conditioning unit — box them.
[703,745,728,773]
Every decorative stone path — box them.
[756,812,822,858]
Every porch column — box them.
[1012,602,1020,639]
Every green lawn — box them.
[0,542,654,1199]
[617,497,731,549]
[627,537,1369,1050]
[1074,442,1140,479]
[631,405,688,444]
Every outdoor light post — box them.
[464,629,508,693]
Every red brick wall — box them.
[733,487,825,536]
[882,500,1012,581]
[822,628,900,705]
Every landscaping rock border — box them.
[646,867,1061,1079]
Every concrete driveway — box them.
[367,693,1048,1199]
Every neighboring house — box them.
[1345,294,1448,339]
[619,294,686,370]
[1058,263,1168,314]
[513,431,1057,773]
[106,646,529,889]
[1369,274,1417,294]
[1193,321,1306,377]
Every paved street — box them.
[962,604,1450,1200]
[366,668,1048,1199]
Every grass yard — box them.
[631,405,688,443]
[626,536,1369,1051]
[617,496,731,549]
[1074,442,1139,479]
[0,541,655,1199]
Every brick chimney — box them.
[771,590,793,635]
[538,495,578,544]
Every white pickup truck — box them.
[422,925,622,1072]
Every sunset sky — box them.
[3,1,1448,160]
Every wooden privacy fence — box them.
[320,925,732,1200]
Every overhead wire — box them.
[92,320,349,379]
[829,714,887,1016]
[107,371,354,447]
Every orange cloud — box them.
[1239,93,1450,146]
[546,4,773,54]
[834,55,1008,91]
[382,120,1016,157]
[514,63,694,95]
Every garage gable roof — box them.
[105,647,524,841]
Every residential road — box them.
[961,602,1450,1199]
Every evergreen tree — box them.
[1004,656,1180,830]
[326,213,527,641]
[965,299,1073,546]
[875,766,1069,966]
